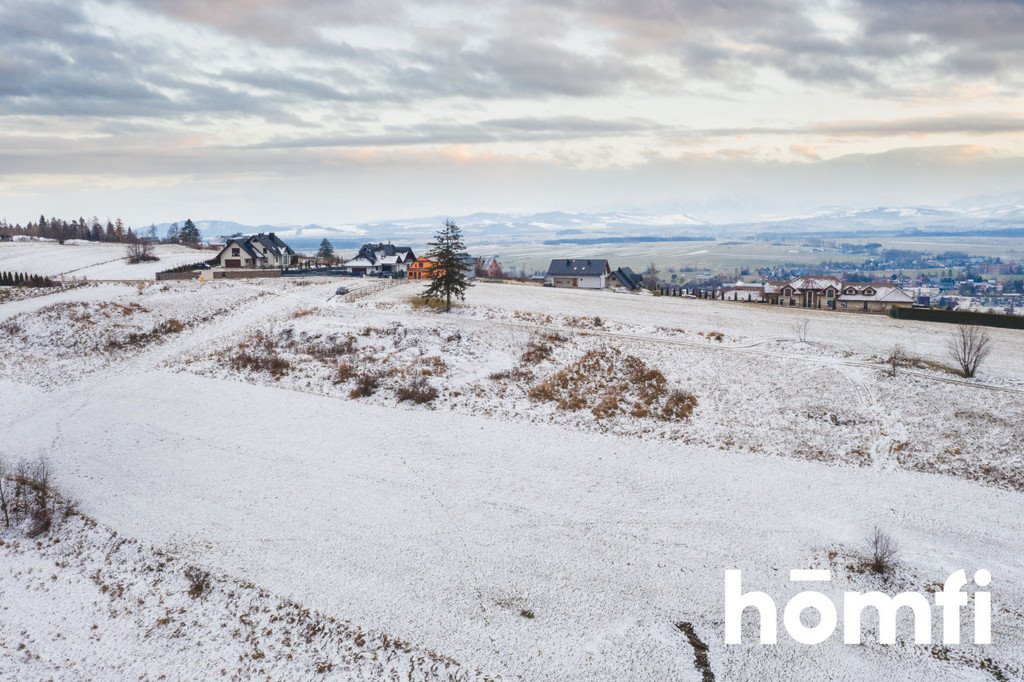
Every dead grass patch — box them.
[395,377,438,404]
[528,348,696,421]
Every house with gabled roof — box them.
[545,259,611,289]
[608,266,643,291]
[343,243,416,275]
[836,283,915,312]
[215,233,295,269]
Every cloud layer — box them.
[1,0,1022,223]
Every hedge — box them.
[157,257,219,275]
[890,306,1024,329]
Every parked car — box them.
[335,286,350,295]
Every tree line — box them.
[0,216,202,246]
[0,272,56,287]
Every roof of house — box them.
[347,242,415,267]
[786,275,843,291]
[217,233,294,262]
[219,238,259,261]
[546,259,611,278]
[249,232,295,256]
[610,266,643,290]
[840,286,914,303]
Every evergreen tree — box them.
[421,219,471,312]
[166,222,180,243]
[316,238,335,261]
[179,218,201,245]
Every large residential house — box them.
[545,259,611,289]
[215,233,295,269]
[764,275,843,308]
[835,283,916,312]
[343,243,416,275]
[724,275,914,312]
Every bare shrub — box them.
[395,377,438,404]
[867,527,900,575]
[793,319,810,343]
[947,324,992,378]
[349,371,381,398]
[125,240,158,264]
[184,567,212,598]
[335,361,356,383]
[3,456,55,534]
[886,344,907,377]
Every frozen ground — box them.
[0,239,211,280]
[1,278,1022,680]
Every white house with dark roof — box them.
[545,259,611,289]
[214,233,295,269]
[343,243,416,275]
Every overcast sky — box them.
[1,0,1023,225]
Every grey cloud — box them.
[246,116,662,149]
[694,115,1024,138]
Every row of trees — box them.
[0,216,202,247]
[0,271,55,287]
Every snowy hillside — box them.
[0,240,211,280]
[1,278,1022,680]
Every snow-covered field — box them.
[1,278,1022,680]
[0,239,212,279]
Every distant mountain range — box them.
[151,195,1024,252]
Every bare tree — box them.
[867,526,900,575]
[125,239,158,264]
[947,324,992,378]
[793,319,810,343]
[886,344,907,377]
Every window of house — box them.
[784,288,791,296]
[826,289,834,297]
[231,248,240,256]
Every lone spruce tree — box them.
[179,218,201,246]
[422,219,471,312]
[316,238,335,261]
